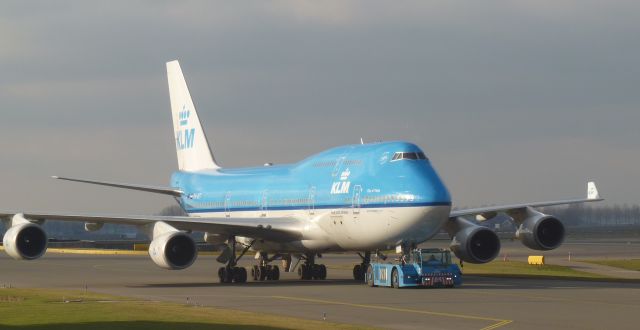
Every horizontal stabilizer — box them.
[52,176,183,197]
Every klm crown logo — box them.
[340,168,351,181]
[179,105,190,126]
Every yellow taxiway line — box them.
[0,246,146,255]
[272,295,513,330]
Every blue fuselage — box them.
[172,141,451,217]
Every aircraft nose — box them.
[416,164,451,204]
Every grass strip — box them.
[460,261,640,282]
[579,259,640,272]
[0,288,372,330]
[331,260,639,282]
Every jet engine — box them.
[148,222,197,270]
[2,214,48,260]
[516,209,565,250]
[446,217,500,264]
[84,222,104,232]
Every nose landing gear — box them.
[353,251,371,282]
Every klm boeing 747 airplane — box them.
[1,61,603,283]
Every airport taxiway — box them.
[1,240,639,329]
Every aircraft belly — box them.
[331,206,450,250]
[191,206,449,252]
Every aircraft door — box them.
[352,185,362,217]
[308,186,316,216]
[260,190,268,217]
[224,191,231,217]
[331,156,346,178]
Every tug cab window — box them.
[391,152,429,161]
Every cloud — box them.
[0,0,639,212]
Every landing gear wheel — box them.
[218,267,226,283]
[319,264,327,280]
[366,265,375,287]
[391,268,400,289]
[311,264,322,280]
[233,267,247,283]
[251,265,259,281]
[298,264,312,280]
[257,266,267,281]
[270,265,280,281]
[264,265,272,280]
[215,236,257,285]
[353,264,364,281]
[219,267,234,283]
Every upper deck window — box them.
[391,151,429,162]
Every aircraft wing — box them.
[0,212,303,242]
[450,181,603,219]
[52,176,184,197]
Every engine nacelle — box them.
[516,212,565,250]
[148,231,197,270]
[84,222,104,232]
[3,219,48,260]
[449,225,501,264]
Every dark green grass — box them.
[0,288,372,330]
[580,259,640,272]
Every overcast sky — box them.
[1,1,638,214]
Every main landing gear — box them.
[353,251,371,282]
[297,253,327,280]
[251,252,280,281]
[217,236,252,284]
[216,238,327,283]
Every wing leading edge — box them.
[52,176,184,197]
[450,181,603,219]
[0,212,303,242]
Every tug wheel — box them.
[391,268,400,289]
[366,265,375,287]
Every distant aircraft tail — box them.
[166,60,220,171]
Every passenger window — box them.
[417,152,427,160]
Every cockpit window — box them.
[391,151,428,162]
[402,152,418,160]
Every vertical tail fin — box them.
[166,60,220,171]
[587,181,600,200]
